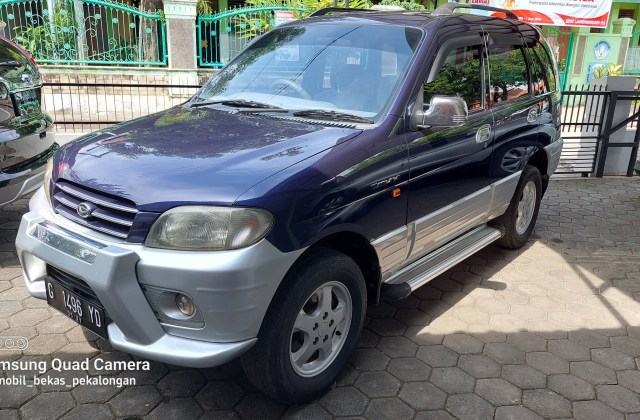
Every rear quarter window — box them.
[526,47,549,96]
[533,42,557,92]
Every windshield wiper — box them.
[190,99,282,109]
[292,109,373,124]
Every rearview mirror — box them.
[411,95,469,130]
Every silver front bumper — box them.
[545,137,564,176]
[16,188,303,367]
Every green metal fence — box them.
[0,0,166,66]
[198,6,297,68]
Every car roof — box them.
[301,11,438,28]
[300,9,539,35]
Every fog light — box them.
[141,286,204,328]
[175,294,195,317]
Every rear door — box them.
[528,38,562,150]
[485,33,541,186]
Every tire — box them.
[241,248,367,404]
[494,165,542,249]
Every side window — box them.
[487,43,530,104]
[423,45,485,112]
[526,47,549,96]
[534,42,557,92]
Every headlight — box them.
[43,158,54,205]
[145,206,273,251]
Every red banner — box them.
[469,0,613,28]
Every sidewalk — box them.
[1,177,639,419]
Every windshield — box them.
[195,23,422,123]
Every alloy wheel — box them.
[289,281,352,377]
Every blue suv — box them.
[16,5,562,403]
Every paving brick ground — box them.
[1,177,640,419]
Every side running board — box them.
[381,225,503,300]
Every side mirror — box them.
[411,95,469,130]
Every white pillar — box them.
[163,0,198,70]
[163,0,199,97]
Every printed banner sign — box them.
[274,10,296,27]
[469,0,613,28]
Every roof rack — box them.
[432,3,519,21]
[310,7,375,17]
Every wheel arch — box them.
[527,149,549,193]
[298,231,382,305]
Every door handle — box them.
[476,124,492,144]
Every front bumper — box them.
[0,166,46,207]
[0,142,57,207]
[16,188,303,368]
[545,137,564,177]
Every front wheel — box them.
[241,248,366,404]
[494,165,542,249]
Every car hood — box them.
[55,105,361,212]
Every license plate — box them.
[13,88,41,117]
[45,277,107,339]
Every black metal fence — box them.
[43,75,640,177]
[559,81,640,177]
[557,84,610,175]
[596,89,640,177]
[43,74,205,133]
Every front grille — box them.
[52,180,138,239]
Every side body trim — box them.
[372,171,521,281]
[371,226,409,276]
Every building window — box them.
[619,9,635,19]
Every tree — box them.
[137,0,163,62]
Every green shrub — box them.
[379,0,425,11]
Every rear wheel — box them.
[494,165,542,249]
[241,248,366,404]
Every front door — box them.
[403,34,495,263]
